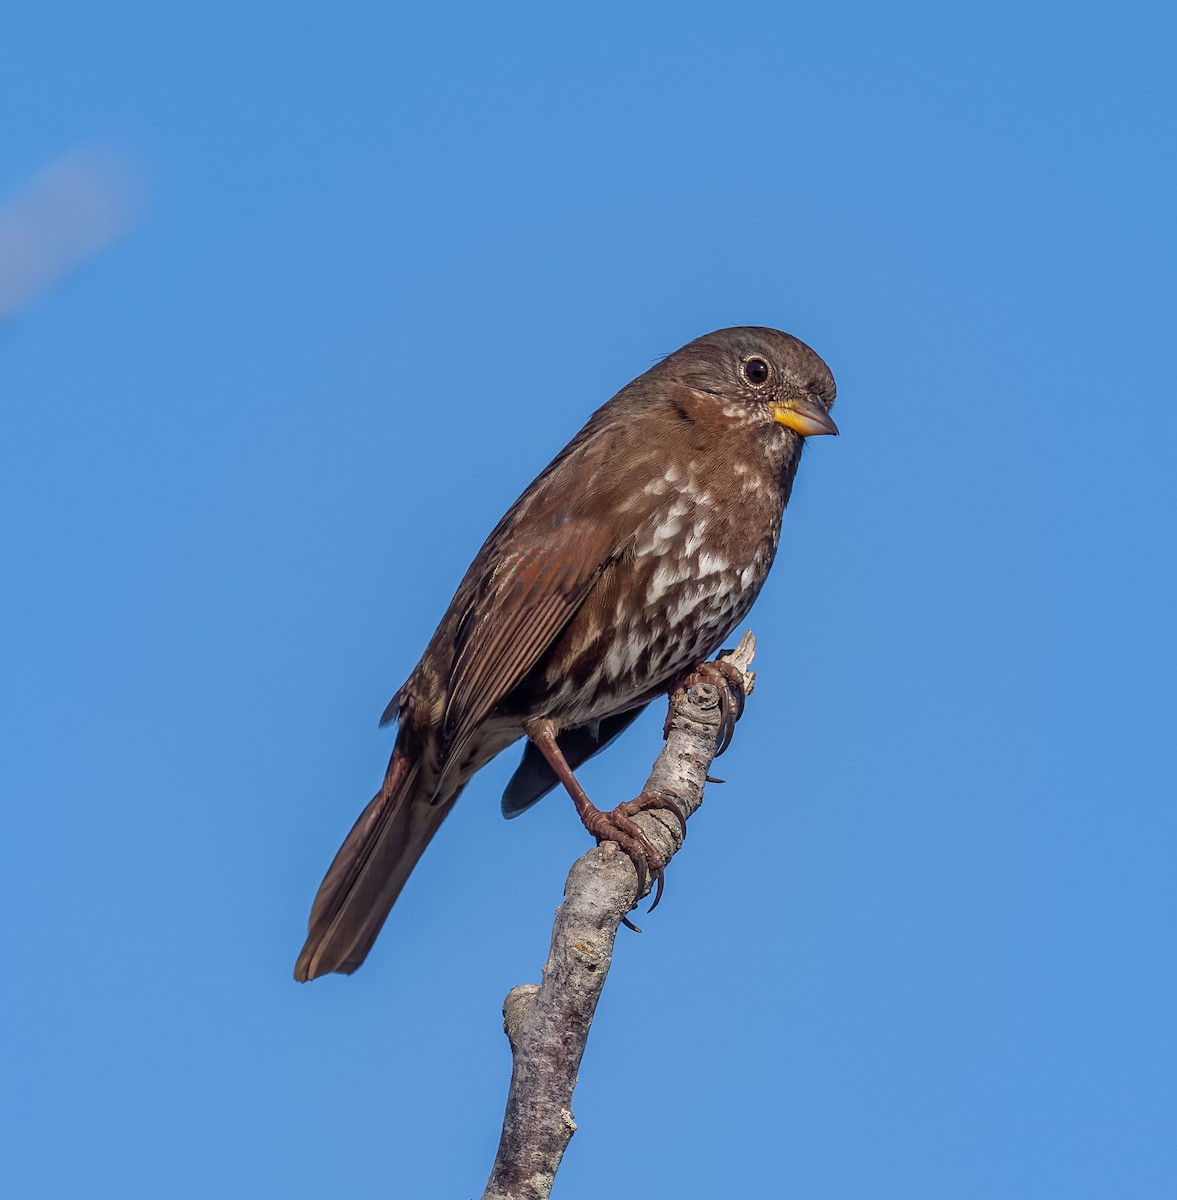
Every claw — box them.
[655,795,689,838]
[585,807,660,897]
[669,657,748,757]
[647,867,666,913]
[608,792,687,913]
[621,791,687,842]
[630,847,649,893]
[582,789,689,917]
[716,713,735,757]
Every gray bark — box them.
[482,633,757,1200]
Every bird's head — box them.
[666,326,838,439]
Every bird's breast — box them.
[522,462,784,726]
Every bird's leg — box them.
[524,718,687,913]
[664,656,748,755]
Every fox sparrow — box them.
[295,326,837,980]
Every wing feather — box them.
[443,522,617,753]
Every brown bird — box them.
[294,326,837,981]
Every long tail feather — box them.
[294,748,456,980]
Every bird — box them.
[295,326,837,981]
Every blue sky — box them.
[3,3,1174,1197]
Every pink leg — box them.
[525,718,687,913]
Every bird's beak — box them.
[770,395,839,437]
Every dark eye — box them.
[742,357,770,386]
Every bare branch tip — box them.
[720,630,757,693]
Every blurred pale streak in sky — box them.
[0,145,142,318]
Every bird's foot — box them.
[583,791,687,915]
[664,656,748,755]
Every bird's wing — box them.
[442,519,618,757]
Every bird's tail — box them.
[294,745,457,981]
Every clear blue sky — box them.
[3,4,1174,1197]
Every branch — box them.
[482,633,758,1200]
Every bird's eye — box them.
[742,357,770,386]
